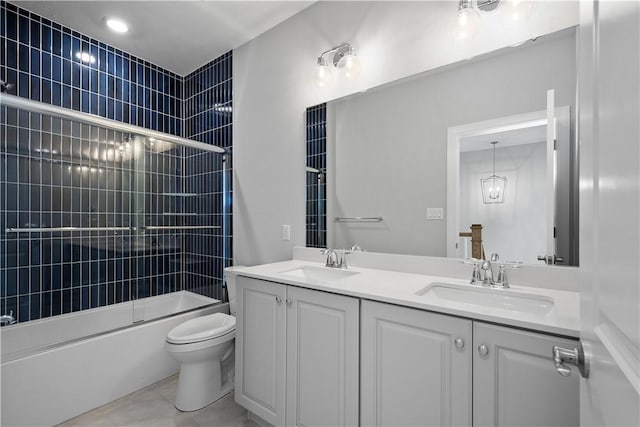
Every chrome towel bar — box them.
[335,216,383,222]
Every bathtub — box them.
[1,291,227,427]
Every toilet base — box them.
[174,357,234,412]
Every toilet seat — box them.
[167,313,236,345]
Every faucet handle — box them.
[338,249,352,269]
[494,265,509,288]
[471,263,483,285]
[461,259,483,285]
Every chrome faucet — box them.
[464,253,516,289]
[321,249,339,267]
[321,248,351,269]
[1,310,16,326]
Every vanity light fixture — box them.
[313,43,361,88]
[106,18,129,33]
[481,141,507,204]
[501,0,537,21]
[457,0,482,40]
[456,0,535,40]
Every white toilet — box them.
[165,269,241,412]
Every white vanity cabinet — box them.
[360,300,473,427]
[235,276,359,427]
[473,322,580,427]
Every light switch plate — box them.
[281,224,291,241]
[427,208,444,220]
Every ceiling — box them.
[14,1,314,75]
[460,123,547,152]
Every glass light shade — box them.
[481,175,507,204]
[312,60,336,88]
[502,0,535,21]
[457,6,481,40]
[336,52,362,80]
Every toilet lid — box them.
[167,313,236,344]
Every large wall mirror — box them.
[305,27,578,266]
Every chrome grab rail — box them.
[335,216,383,222]
[6,226,136,233]
[145,226,221,230]
[0,93,225,154]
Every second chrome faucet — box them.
[465,253,521,289]
[322,248,350,268]
[322,244,364,269]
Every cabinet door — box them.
[285,287,359,427]
[473,322,579,427]
[235,277,286,426]
[361,300,472,427]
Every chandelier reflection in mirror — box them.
[481,141,507,204]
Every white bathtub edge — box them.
[1,302,229,427]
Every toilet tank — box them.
[224,266,245,316]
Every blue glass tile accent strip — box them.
[306,104,327,249]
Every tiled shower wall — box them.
[0,1,232,322]
[0,2,183,135]
[305,104,326,248]
[181,52,233,300]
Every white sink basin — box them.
[416,282,554,315]
[280,266,359,282]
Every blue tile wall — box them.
[306,104,326,248]
[0,1,232,322]
[182,52,232,300]
[0,1,182,136]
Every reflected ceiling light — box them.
[313,43,360,88]
[106,18,129,33]
[75,51,96,64]
[481,141,507,204]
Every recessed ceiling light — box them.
[106,18,128,33]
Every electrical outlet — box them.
[427,208,443,220]
[281,224,291,241]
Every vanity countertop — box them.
[231,260,580,338]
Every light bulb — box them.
[312,58,336,88]
[502,0,535,22]
[457,5,481,40]
[336,48,361,80]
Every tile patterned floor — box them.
[57,375,257,427]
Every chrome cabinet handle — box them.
[286,298,292,305]
[478,344,489,356]
[275,296,282,303]
[553,342,589,378]
[454,338,465,349]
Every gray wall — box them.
[233,1,578,266]
[326,31,576,257]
